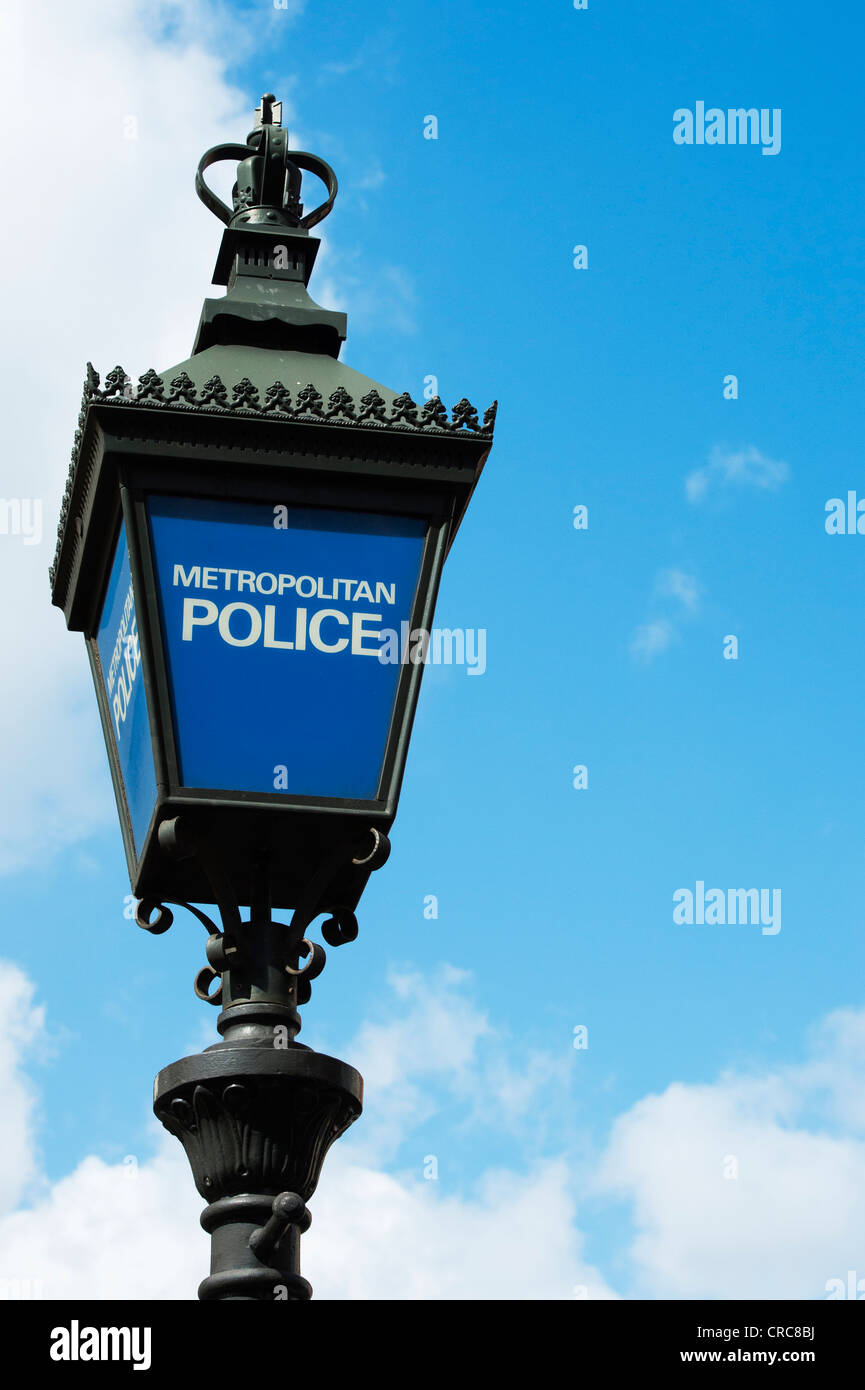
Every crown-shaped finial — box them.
[195,93,337,231]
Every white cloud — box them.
[686,445,789,504]
[0,961,613,1300]
[0,1,263,872]
[342,964,492,1161]
[595,1008,865,1299]
[308,1154,613,1300]
[0,983,219,1303]
[338,965,572,1164]
[630,571,701,663]
[352,163,387,192]
[0,1144,206,1301]
[3,957,865,1300]
[325,262,418,336]
[629,619,675,663]
[792,1007,865,1133]
[656,568,701,613]
[0,965,44,1216]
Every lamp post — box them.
[49,94,495,1301]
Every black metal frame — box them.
[55,387,491,907]
[85,449,453,906]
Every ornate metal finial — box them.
[254,93,282,128]
[195,92,337,231]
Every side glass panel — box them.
[95,521,158,854]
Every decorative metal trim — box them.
[49,364,496,588]
[135,815,389,1008]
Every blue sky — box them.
[1,0,864,1299]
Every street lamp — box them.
[49,94,495,1300]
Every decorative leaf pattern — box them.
[50,365,496,592]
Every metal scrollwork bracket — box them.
[284,825,388,946]
[135,817,245,1007]
[134,818,391,1009]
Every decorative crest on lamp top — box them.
[195,92,337,232]
[48,363,497,589]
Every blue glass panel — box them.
[96,523,158,854]
[147,496,426,800]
